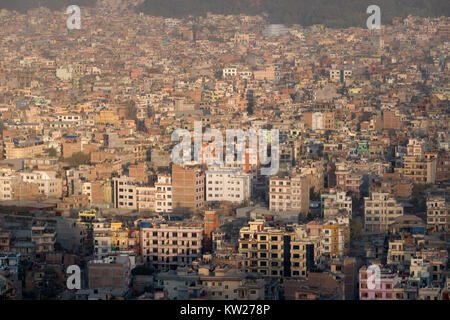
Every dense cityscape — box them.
[0,1,449,302]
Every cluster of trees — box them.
[65,152,90,166]
[0,0,95,12]
[2,1,447,28]
[136,0,449,28]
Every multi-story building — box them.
[31,222,56,256]
[140,221,203,271]
[93,220,140,260]
[396,155,436,184]
[20,171,61,199]
[370,173,413,200]
[323,191,352,218]
[172,164,205,213]
[269,174,310,215]
[198,266,265,300]
[112,176,137,210]
[410,258,432,287]
[238,220,319,278]
[222,66,238,78]
[329,69,352,83]
[364,192,404,233]
[321,219,349,259]
[0,169,14,201]
[88,254,131,291]
[359,265,401,300]
[335,163,363,197]
[0,229,11,253]
[154,175,172,213]
[383,110,403,130]
[136,185,155,212]
[386,239,415,266]
[426,194,449,232]
[93,220,112,260]
[206,167,251,204]
[4,140,46,160]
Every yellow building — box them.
[238,220,319,278]
[77,209,97,229]
[321,221,349,259]
[110,222,129,251]
[95,110,120,126]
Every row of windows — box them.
[144,232,199,238]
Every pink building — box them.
[359,265,400,300]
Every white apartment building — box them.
[329,69,352,82]
[56,114,83,124]
[112,177,137,210]
[311,112,324,130]
[140,222,203,271]
[269,174,310,214]
[222,67,237,78]
[206,167,251,204]
[410,258,432,285]
[154,175,172,213]
[20,171,61,198]
[364,192,404,233]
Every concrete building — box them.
[88,254,131,291]
[31,222,56,256]
[359,265,400,300]
[238,220,319,278]
[323,191,352,218]
[364,192,404,233]
[112,176,137,210]
[198,266,265,300]
[426,194,448,232]
[206,167,251,204]
[321,219,349,259]
[269,174,310,215]
[136,185,155,212]
[154,175,172,213]
[140,221,203,271]
[172,164,205,213]
[20,171,61,199]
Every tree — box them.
[350,218,363,241]
[124,100,138,122]
[46,147,57,157]
[132,265,155,276]
[39,268,63,300]
[66,152,90,166]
